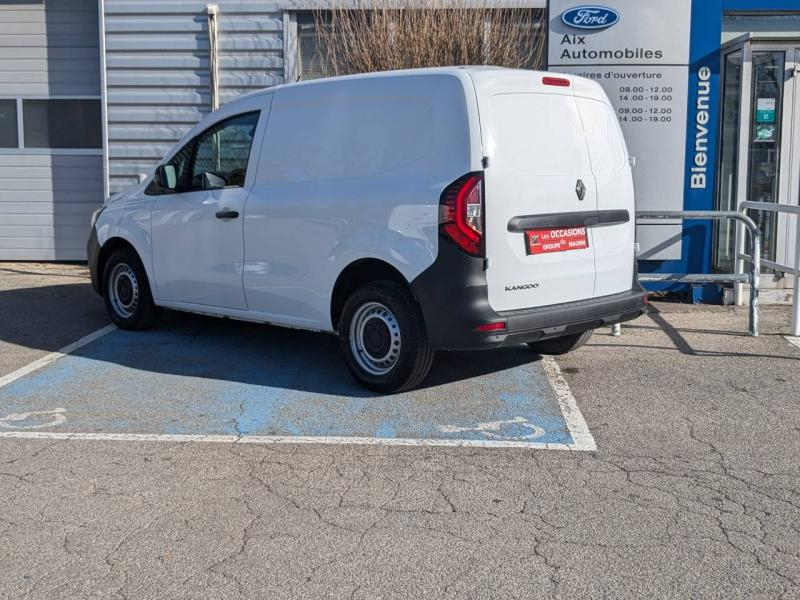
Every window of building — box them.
[295,9,545,82]
[22,99,102,149]
[298,13,339,81]
[0,100,18,148]
[722,14,800,44]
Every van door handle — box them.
[507,210,630,232]
[215,210,239,220]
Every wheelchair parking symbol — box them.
[0,408,66,429]
[438,416,546,441]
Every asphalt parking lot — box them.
[1,263,800,599]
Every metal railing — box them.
[735,201,800,337]
[636,210,761,336]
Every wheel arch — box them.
[330,258,414,330]
[96,237,144,297]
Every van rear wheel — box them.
[526,329,593,355]
[338,281,434,393]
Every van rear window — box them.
[575,97,627,175]
[488,94,591,175]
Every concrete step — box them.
[723,285,794,305]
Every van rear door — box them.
[479,80,598,312]
[574,95,635,297]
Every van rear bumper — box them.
[479,288,648,349]
[410,241,648,350]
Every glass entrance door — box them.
[715,42,800,282]
[747,50,786,267]
[715,49,744,271]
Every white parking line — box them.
[0,324,116,390]
[0,431,581,450]
[541,355,597,451]
[785,336,800,351]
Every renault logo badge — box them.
[575,179,586,201]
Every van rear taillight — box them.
[440,173,484,256]
[542,76,570,87]
[474,321,507,333]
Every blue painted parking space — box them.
[0,314,593,449]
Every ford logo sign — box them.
[561,5,620,30]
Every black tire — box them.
[526,329,594,355]
[102,247,161,330]
[338,281,435,393]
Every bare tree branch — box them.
[312,0,545,77]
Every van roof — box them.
[235,66,608,104]
[272,65,501,91]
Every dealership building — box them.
[0,0,798,299]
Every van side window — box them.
[145,111,260,195]
[575,98,627,175]
[145,139,193,195]
[189,111,260,190]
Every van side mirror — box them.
[155,164,178,190]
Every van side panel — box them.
[243,73,476,330]
[94,194,156,297]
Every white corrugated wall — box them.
[103,0,285,194]
[0,0,103,261]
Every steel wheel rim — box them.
[350,302,401,376]
[109,263,139,319]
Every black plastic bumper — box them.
[484,288,647,348]
[411,240,648,350]
[87,225,102,295]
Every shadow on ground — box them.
[0,283,539,397]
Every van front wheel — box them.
[102,247,161,330]
[338,281,434,393]
[526,329,594,355]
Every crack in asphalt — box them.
[1,306,799,598]
[1,436,798,599]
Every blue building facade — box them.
[663,0,800,300]
[549,0,800,301]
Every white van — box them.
[88,67,647,392]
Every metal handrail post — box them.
[750,227,760,338]
[739,201,800,337]
[792,218,800,337]
[637,210,760,336]
[734,217,745,306]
